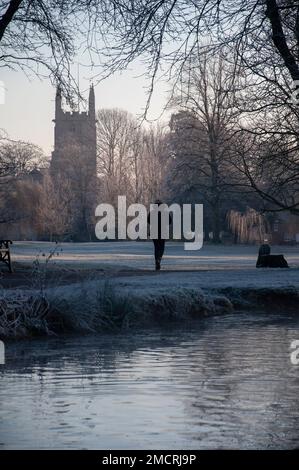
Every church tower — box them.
[51,85,97,241]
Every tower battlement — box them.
[51,84,97,159]
[52,110,90,122]
[53,85,96,121]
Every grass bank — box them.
[1,279,298,339]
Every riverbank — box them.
[1,274,299,339]
[1,242,299,339]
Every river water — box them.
[0,312,299,449]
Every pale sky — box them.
[0,65,170,156]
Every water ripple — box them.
[0,312,299,449]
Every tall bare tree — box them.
[142,124,170,205]
[97,108,137,203]
[97,108,170,206]
[168,57,246,242]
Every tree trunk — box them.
[211,203,221,244]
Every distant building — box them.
[50,85,97,240]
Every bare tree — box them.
[98,1,299,214]
[1,0,77,98]
[232,128,299,214]
[2,1,299,104]
[0,139,44,179]
[0,0,139,99]
[0,139,45,224]
[97,108,137,203]
[36,174,73,240]
[168,56,246,242]
[94,2,299,84]
[97,108,170,206]
[142,124,170,205]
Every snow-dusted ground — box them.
[112,267,299,293]
[2,241,299,338]
[12,240,299,268]
[11,241,299,290]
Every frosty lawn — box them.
[9,240,299,266]
[10,240,299,285]
[1,241,299,338]
[5,240,299,296]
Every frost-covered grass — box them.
[11,240,299,271]
[0,290,50,338]
[0,280,235,339]
[0,281,133,338]
[2,275,299,339]
[1,241,299,339]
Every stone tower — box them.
[51,85,97,241]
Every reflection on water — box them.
[0,312,299,449]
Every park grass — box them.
[1,243,299,339]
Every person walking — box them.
[148,200,172,271]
